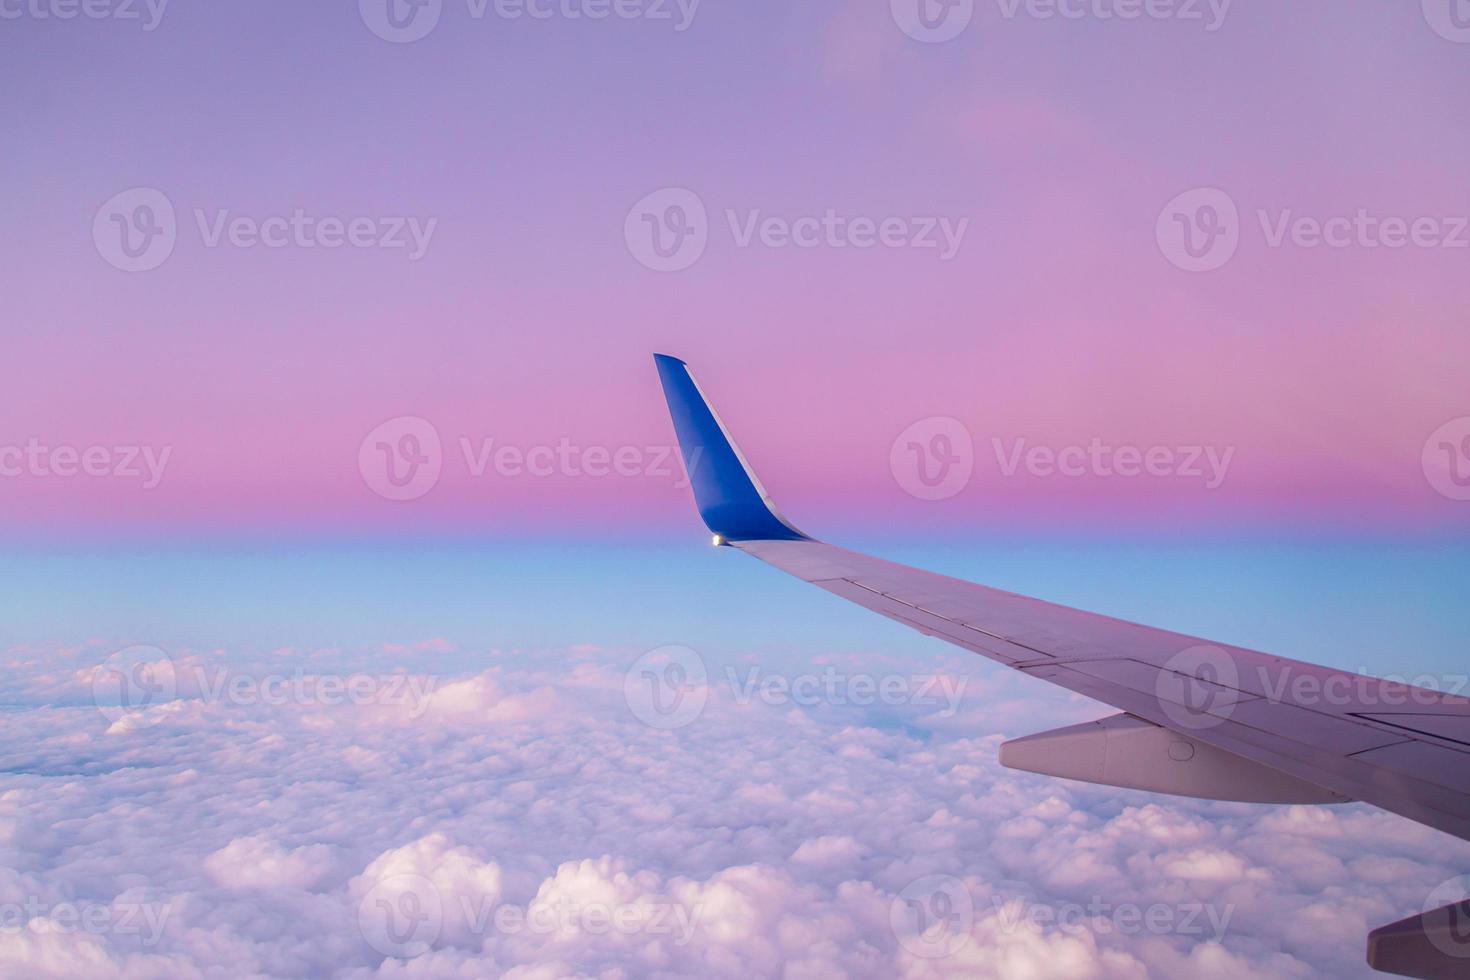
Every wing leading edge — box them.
[653,354,1470,979]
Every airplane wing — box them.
[653,353,1470,979]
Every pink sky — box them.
[3,0,1468,537]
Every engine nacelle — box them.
[1367,901,1470,979]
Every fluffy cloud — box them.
[0,640,1466,978]
[206,835,340,892]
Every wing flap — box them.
[1351,741,1470,795]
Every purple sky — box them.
[3,0,1469,538]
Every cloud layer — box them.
[1,639,1467,978]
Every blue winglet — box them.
[654,354,808,543]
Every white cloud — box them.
[791,835,868,868]
[0,644,1464,978]
[205,835,340,891]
